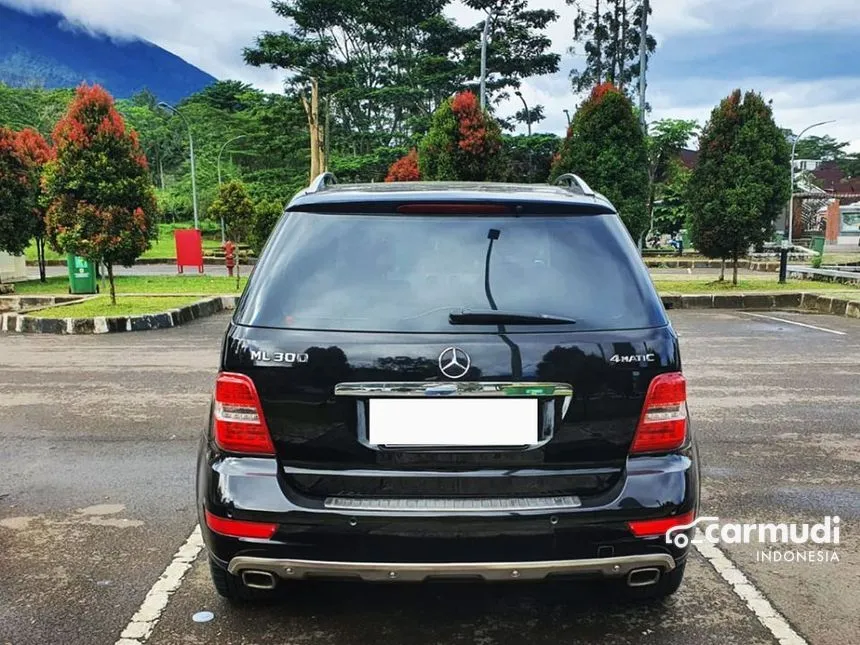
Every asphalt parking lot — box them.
[0,309,857,645]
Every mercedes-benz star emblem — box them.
[438,347,471,379]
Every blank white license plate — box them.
[368,398,538,447]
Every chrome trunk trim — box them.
[334,382,573,398]
[323,495,582,512]
[227,554,676,583]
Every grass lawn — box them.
[29,296,202,318]
[12,274,857,299]
[13,274,248,295]
[820,252,860,266]
[24,223,222,262]
[653,278,860,295]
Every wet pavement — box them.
[0,309,857,644]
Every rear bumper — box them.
[198,440,699,568]
[226,553,676,583]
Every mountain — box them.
[0,4,217,103]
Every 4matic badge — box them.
[610,353,656,364]
[250,350,309,364]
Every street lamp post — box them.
[514,90,531,137]
[479,13,491,110]
[216,135,249,244]
[788,120,835,244]
[514,90,533,181]
[158,102,199,230]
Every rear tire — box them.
[618,561,686,601]
[209,558,276,602]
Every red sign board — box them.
[174,229,204,273]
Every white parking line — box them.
[115,525,204,645]
[740,312,847,335]
[694,532,808,645]
[114,523,808,645]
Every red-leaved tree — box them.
[0,127,53,282]
[418,90,505,181]
[16,128,53,282]
[44,84,157,304]
[385,149,420,182]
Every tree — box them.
[837,153,860,178]
[786,133,849,162]
[44,84,158,304]
[503,133,561,183]
[15,127,53,281]
[385,149,420,182]
[464,0,560,107]
[550,83,649,240]
[250,199,284,256]
[513,104,545,128]
[0,127,37,270]
[209,180,255,288]
[244,0,473,153]
[651,160,690,238]
[567,0,657,97]
[645,118,697,239]
[687,89,790,284]
[418,91,505,181]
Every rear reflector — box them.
[204,510,277,540]
[628,510,696,538]
[397,203,510,214]
[630,372,687,454]
[213,372,275,455]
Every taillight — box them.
[204,510,277,539]
[630,372,687,454]
[628,510,696,537]
[213,372,275,455]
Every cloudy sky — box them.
[3,0,859,151]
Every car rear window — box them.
[236,212,666,332]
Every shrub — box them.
[385,149,420,182]
[418,91,504,181]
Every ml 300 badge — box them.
[249,350,309,364]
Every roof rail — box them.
[308,172,338,193]
[554,173,595,196]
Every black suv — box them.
[197,174,699,601]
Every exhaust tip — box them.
[241,569,277,590]
[627,567,661,587]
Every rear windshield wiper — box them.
[448,309,576,325]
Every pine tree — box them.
[687,90,790,284]
[550,83,649,240]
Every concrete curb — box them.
[0,296,239,334]
[645,258,780,272]
[0,295,87,313]
[787,266,860,286]
[26,257,257,267]
[660,292,860,319]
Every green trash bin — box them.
[66,254,99,294]
[811,236,825,256]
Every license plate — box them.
[368,398,538,447]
